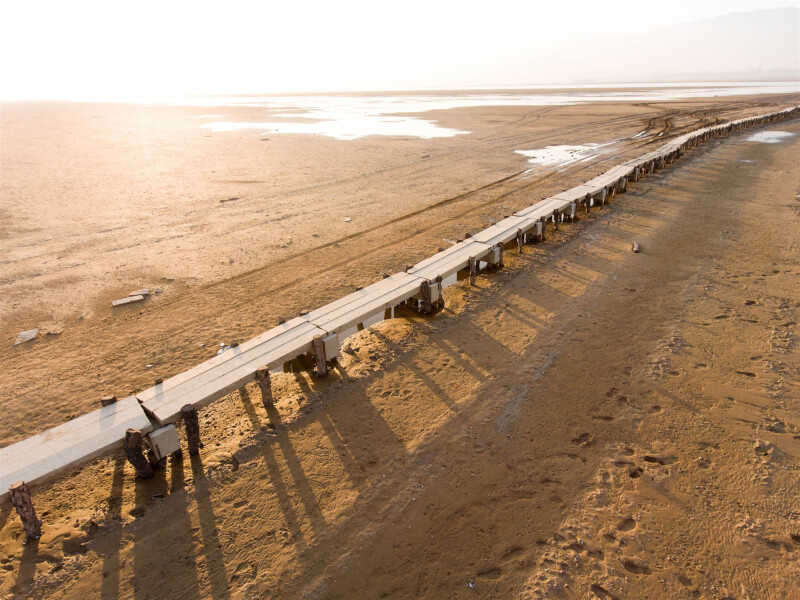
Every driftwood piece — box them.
[9,481,42,539]
[181,404,202,455]
[469,256,477,286]
[255,367,273,408]
[313,334,327,377]
[420,280,432,314]
[124,428,154,479]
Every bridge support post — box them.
[9,482,42,539]
[469,257,477,285]
[181,404,203,455]
[124,428,154,479]
[420,280,433,314]
[313,335,328,377]
[255,368,273,409]
[436,276,444,309]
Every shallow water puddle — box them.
[515,143,607,168]
[204,113,468,141]
[746,130,795,143]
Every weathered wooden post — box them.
[420,280,432,314]
[497,244,504,268]
[552,209,559,231]
[516,228,524,253]
[9,482,42,539]
[436,276,444,308]
[255,367,273,408]
[469,256,477,286]
[124,428,154,479]
[181,404,203,455]
[540,216,547,241]
[313,334,328,377]
[585,194,592,213]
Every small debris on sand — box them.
[14,329,38,346]
[112,295,146,307]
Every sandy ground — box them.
[1,93,798,446]
[1,95,799,599]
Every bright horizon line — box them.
[3,79,799,104]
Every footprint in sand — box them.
[622,559,651,575]
[643,454,675,465]
[590,583,615,599]
[617,517,637,532]
[571,432,594,447]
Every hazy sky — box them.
[0,0,797,100]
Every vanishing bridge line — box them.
[2,105,798,539]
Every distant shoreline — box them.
[2,80,799,104]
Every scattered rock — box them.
[14,329,38,346]
[754,440,773,456]
[765,421,786,433]
[343,217,352,222]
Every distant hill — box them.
[515,7,800,85]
